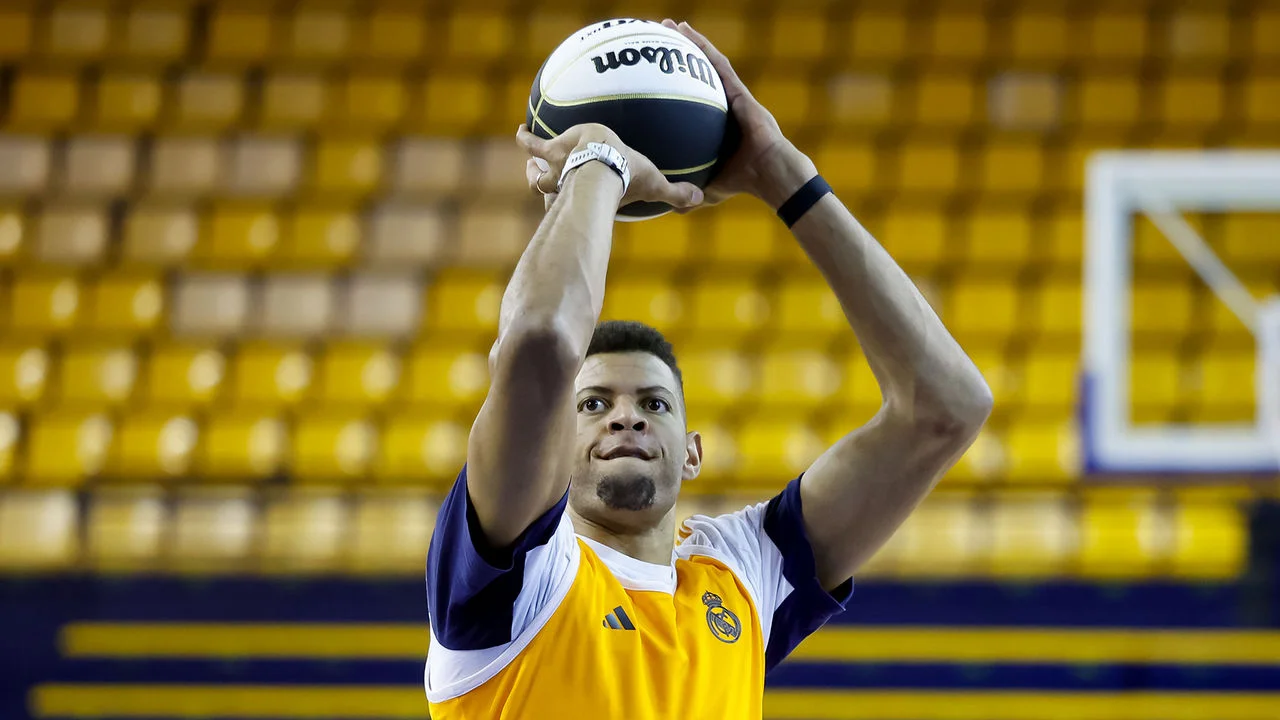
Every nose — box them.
[607,402,647,433]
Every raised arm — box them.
[467,124,703,549]
[670,21,992,590]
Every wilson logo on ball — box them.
[590,46,718,91]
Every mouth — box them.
[598,447,654,461]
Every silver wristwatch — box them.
[557,142,631,195]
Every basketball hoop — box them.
[1257,297,1280,470]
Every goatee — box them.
[596,474,656,511]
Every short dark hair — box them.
[585,320,683,393]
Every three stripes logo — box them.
[602,606,636,631]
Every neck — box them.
[567,505,677,565]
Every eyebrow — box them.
[577,385,675,398]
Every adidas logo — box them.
[602,606,636,631]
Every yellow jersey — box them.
[424,467,853,719]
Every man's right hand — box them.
[517,123,704,211]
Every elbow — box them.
[489,317,586,390]
[890,371,993,445]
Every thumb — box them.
[656,181,704,209]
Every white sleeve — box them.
[677,476,853,671]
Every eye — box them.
[643,397,671,413]
[579,397,608,413]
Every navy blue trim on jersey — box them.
[761,474,855,672]
[425,465,569,651]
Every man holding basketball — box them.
[424,19,992,719]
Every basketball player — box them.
[424,20,992,718]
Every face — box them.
[569,352,702,531]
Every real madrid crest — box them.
[702,591,741,644]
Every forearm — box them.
[496,163,624,358]
[762,150,991,425]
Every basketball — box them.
[526,18,735,220]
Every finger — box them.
[544,192,557,211]
[516,123,552,158]
[526,157,556,195]
[653,181,704,209]
[661,18,677,29]
[524,158,543,194]
[675,22,749,104]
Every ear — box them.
[681,430,703,482]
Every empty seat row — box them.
[7,68,1280,134]
[0,486,1251,579]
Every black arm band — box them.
[775,175,833,228]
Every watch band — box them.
[557,142,631,195]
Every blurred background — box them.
[1,0,1279,718]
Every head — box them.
[569,320,702,532]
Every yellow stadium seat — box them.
[106,414,199,480]
[8,71,78,129]
[768,14,826,61]
[316,343,401,408]
[0,344,48,407]
[1170,499,1246,579]
[85,273,164,337]
[44,4,108,58]
[947,282,1020,342]
[336,74,407,130]
[281,207,360,269]
[358,4,425,62]
[840,353,883,413]
[827,73,893,127]
[774,275,846,337]
[705,200,775,266]
[58,346,139,408]
[425,270,504,334]
[1255,11,1280,59]
[142,345,226,408]
[446,11,512,61]
[1223,213,1280,264]
[1021,352,1079,414]
[0,7,33,59]
[404,345,489,411]
[94,73,162,130]
[169,488,257,569]
[1085,11,1147,61]
[681,350,755,413]
[1004,421,1078,483]
[1010,11,1068,62]
[751,75,811,128]
[9,273,81,336]
[614,213,693,266]
[815,142,876,195]
[120,5,188,59]
[291,415,377,482]
[988,493,1076,577]
[1243,76,1280,127]
[758,350,842,409]
[735,421,824,484]
[848,12,906,61]
[85,488,166,569]
[35,204,108,264]
[147,137,220,197]
[454,205,531,268]
[207,5,273,62]
[1131,281,1193,337]
[64,136,135,197]
[1079,490,1163,578]
[988,73,1063,130]
[979,141,1043,195]
[928,11,986,61]
[1168,9,1230,62]
[1130,353,1182,418]
[123,205,198,265]
[0,491,78,569]
[895,493,982,577]
[688,279,771,336]
[879,206,948,269]
[1046,211,1083,267]
[196,414,286,480]
[914,74,977,127]
[198,204,280,268]
[1133,213,1195,268]
[312,139,382,196]
[1078,76,1141,128]
[420,74,490,134]
[172,72,244,130]
[0,206,27,265]
[1030,279,1082,341]
[1160,75,1224,129]
[601,277,685,329]
[261,73,327,130]
[898,142,960,195]
[229,344,314,409]
[286,5,351,61]
[1192,352,1255,422]
[375,415,468,485]
[346,490,437,571]
[964,209,1033,267]
[1207,280,1273,345]
[24,411,113,485]
[260,490,348,573]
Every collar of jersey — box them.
[577,534,678,594]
